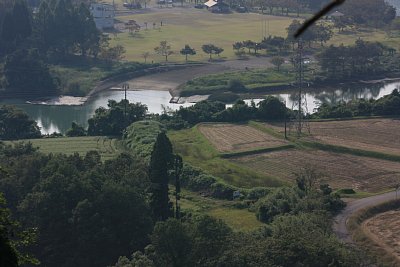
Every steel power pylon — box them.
[290,40,310,138]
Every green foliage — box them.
[201,44,224,60]
[149,132,174,221]
[0,105,41,140]
[0,144,153,267]
[0,193,38,266]
[317,39,396,80]
[257,96,287,121]
[313,89,400,118]
[0,0,32,56]
[208,92,240,103]
[180,68,295,97]
[340,0,396,27]
[65,122,86,137]
[3,49,58,97]
[123,120,166,161]
[88,99,148,136]
[180,44,196,61]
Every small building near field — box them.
[90,3,115,30]
[204,0,230,13]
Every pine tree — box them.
[149,132,173,221]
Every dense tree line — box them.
[0,143,155,266]
[160,97,288,130]
[317,39,397,80]
[313,89,400,119]
[0,0,125,98]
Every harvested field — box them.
[309,119,400,155]
[8,137,120,161]
[231,149,400,192]
[264,119,400,155]
[198,123,288,153]
[362,210,400,262]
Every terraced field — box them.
[308,119,400,156]
[231,149,400,192]
[362,210,400,262]
[198,123,288,153]
[8,137,121,161]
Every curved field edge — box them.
[5,136,121,161]
[167,125,286,188]
[348,199,400,266]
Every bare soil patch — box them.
[264,119,400,155]
[362,210,400,262]
[231,149,400,192]
[198,123,288,153]
[308,119,400,155]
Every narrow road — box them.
[333,190,398,243]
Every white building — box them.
[90,3,115,30]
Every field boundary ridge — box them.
[299,141,400,162]
[220,144,294,158]
[348,199,400,266]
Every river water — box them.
[2,80,399,134]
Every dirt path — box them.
[333,191,398,243]
[113,57,274,97]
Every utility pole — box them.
[284,99,287,139]
[174,155,183,219]
[122,83,129,127]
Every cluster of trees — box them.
[0,0,100,58]
[160,97,288,130]
[317,39,396,80]
[0,0,124,98]
[0,125,179,266]
[149,41,223,62]
[114,167,363,267]
[87,99,148,136]
[339,0,396,28]
[0,105,41,140]
[255,0,330,16]
[313,89,400,119]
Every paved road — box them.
[333,191,398,243]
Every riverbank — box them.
[18,58,400,107]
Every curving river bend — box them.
[1,80,399,134]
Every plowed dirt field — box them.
[231,149,400,192]
[198,124,288,153]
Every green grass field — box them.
[7,137,121,161]
[168,125,285,188]
[109,8,400,63]
[180,189,263,232]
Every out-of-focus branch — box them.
[294,0,346,38]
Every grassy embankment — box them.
[168,125,285,188]
[348,199,400,266]
[179,189,263,232]
[50,61,155,96]
[6,136,121,161]
[179,67,297,96]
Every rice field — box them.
[198,123,288,153]
[231,148,400,192]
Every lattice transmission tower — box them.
[290,40,310,137]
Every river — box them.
[1,80,399,134]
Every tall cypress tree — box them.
[149,132,173,221]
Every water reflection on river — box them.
[2,81,399,134]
